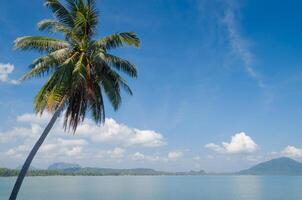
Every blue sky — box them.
[1,0,302,172]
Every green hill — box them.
[0,165,205,177]
[238,157,302,175]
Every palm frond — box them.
[34,63,71,113]
[44,0,74,27]
[74,10,88,31]
[38,19,70,34]
[105,53,137,78]
[89,82,105,124]
[22,48,70,80]
[14,36,69,52]
[73,5,98,38]
[107,68,133,96]
[85,1,99,33]
[95,32,140,50]
[72,53,87,81]
[100,66,134,110]
[101,68,122,110]
[64,82,87,131]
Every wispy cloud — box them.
[0,63,20,85]
[195,0,274,104]
[222,3,265,88]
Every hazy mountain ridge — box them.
[48,162,81,170]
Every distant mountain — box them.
[238,157,302,175]
[48,162,81,171]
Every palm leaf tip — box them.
[97,32,141,50]
[121,32,141,47]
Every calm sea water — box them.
[1,176,302,200]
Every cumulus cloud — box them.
[205,143,225,154]
[0,112,167,166]
[168,151,184,160]
[5,144,30,158]
[76,118,166,147]
[0,124,42,144]
[57,138,88,146]
[205,132,258,154]
[106,148,125,159]
[0,63,20,85]
[129,152,169,162]
[65,146,83,156]
[6,137,88,160]
[9,113,166,148]
[282,145,302,158]
[17,113,51,124]
[129,152,146,161]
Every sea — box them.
[1,176,302,200]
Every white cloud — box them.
[128,152,168,162]
[222,132,258,154]
[129,152,145,161]
[96,147,126,160]
[168,151,183,160]
[0,124,42,144]
[205,143,225,153]
[57,138,88,146]
[6,137,88,160]
[193,156,201,161]
[0,63,20,85]
[282,145,302,158]
[17,113,51,124]
[5,144,31,158]
[76,118,166,147]
[106,148,125,159]
[129,129,165,147]
[1,112,167,167]
[5,149,20,157]
[40,144,57,153]
[5,113,166,148]
[65,146,83,156]
[205,132,258,154]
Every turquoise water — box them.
[1,176,302,200]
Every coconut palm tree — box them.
[9,0,140,199]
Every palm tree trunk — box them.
[9,106,63,200]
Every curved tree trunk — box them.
[9,107,63,200]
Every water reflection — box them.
[1,176,302,200]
